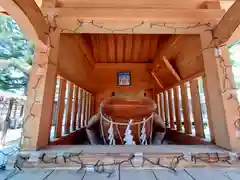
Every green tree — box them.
[228,41,240,88]
[0,13,34,93]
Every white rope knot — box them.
[140,119,147,145]
[108,121,115,145]
[123,119,135,145]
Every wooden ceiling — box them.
[58,33,204,93]
[80,34,171,63]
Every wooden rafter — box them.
[162,56,181,81]
[152,36,181,69]
[213,0,240,45]
[75,35,96,68]
[151,71,163,88]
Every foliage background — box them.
[0,14,34,94]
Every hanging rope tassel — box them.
[123,119,135,145]
[108,121,115,145]
[140,118,147,145]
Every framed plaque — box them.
[117,72,131,86]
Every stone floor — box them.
[0,168,240,180]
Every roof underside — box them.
[81,34,171,63]
[58,33,204,92]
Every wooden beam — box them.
[159,71,204,93]
[65,82,73,134]
[56,0,218,9]
[94,63,151,70]
[44,8,224,23]
[55,78,66,138]
[76,35,96,68]
[213,0,240,45]
[153,36,181,68]
[151,71,164,88]
[190,79,205,138]
[180,83,192,134]
[163,56,181,81]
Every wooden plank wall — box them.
[49,76,94,143]
[156,76,213,142]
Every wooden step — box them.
[6,145,240,170]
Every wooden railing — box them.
[49,76,93,142]
[157,76,213,142]
[0,98,24,129]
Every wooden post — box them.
[157,94,161,116]
[21,29,60,150]
[190,79,205,138]
[88,94,92,118]
[78,89,83,128]
[85,92,89,125]
[202,76,215,142]
[200,30,240,150]
[173,86,181,131]
[159,93,164,120]
[55,78,66,138]
[163,91,169,127]
[65,82,73,134]
[180,83,192,134]
[167,89,175,129]
[91,94,95,116]
[72,85,79,131]
[82,91,86,126]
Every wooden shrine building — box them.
[1,0,240,155]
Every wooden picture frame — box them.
[117,72,131,86]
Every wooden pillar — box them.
[173,86,182,131]
[190,79,205,138]
[21,29,60,150]
[159,93,164,120]
[72,85,79,131]
[55,78,66,138]
[163,91,169,127]
[167,89,175,129]
[78,89,83,128]
[202,76,215,142]
[156,94,160,115]
[65,82,73,134]
[82,91,86,126]
[200,30,240,150]
[180,83,192,134]
[88,94,92,118]
[91,94,95,115]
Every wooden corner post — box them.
[200,30,240,151]
[21,29,61,150]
